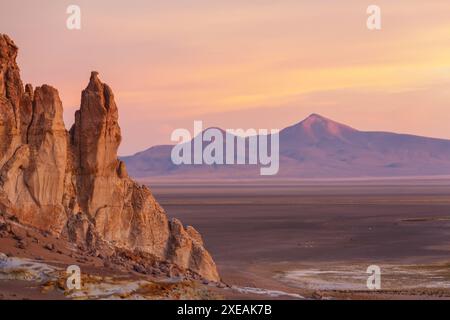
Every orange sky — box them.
[1,0,450,155]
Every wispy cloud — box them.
[1,0,449,154]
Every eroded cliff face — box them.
[0,34,219,282]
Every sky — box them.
[1,0,450,155]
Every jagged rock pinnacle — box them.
[0,34,220,281]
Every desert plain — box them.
[149,177,450,299]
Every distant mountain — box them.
[122,114,450,179]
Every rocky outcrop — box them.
[0,34,219,281]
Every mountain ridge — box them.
[122,113,450,179]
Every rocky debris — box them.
[0,217,11,236]
[133,264,147,274]
[43,243,55,252]
[12,234,23,241]
[0,252,7,262]
[0,252,216,300]
[16,240,27,250]
[0,34,219,282]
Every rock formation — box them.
[0,34,219,281]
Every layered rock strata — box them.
[0,34,219,281]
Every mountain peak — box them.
[303,113,330,124]
[281,113,357,142]
[86,71,102,92]
[301,113,355,132]
[306,113,326,119]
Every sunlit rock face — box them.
[0,34,219,282]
